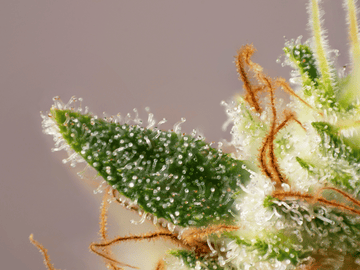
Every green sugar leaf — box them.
[284,44,320,91]
[50,109,250,227]
[223,232,300,266]
[167,250,228,270]
[284,42,339,111]
[312,122,360,163]
[272,199,360,258]
[311,122,360,190]
[295,157,314,173]
[252,237,300,266]
[309,0,335,98]
[263,195,276,208]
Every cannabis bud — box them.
[32,0,360,269]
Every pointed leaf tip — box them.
[50,109,250,227]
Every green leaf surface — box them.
[168,250,229,270]
[284,44,320,91]
[51,109,250,227]
[271,199,360,258]
[226,232,300,266]
[311,122,360,190]
[312,122,360,163]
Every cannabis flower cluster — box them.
[32,0,360,269]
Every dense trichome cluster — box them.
[49,108,249,228]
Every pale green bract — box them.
[40,0,360,269]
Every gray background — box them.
[0,1,349,269]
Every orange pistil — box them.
[272,190,360,215]
[29,234,60,270]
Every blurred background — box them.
[0,0,350,269]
